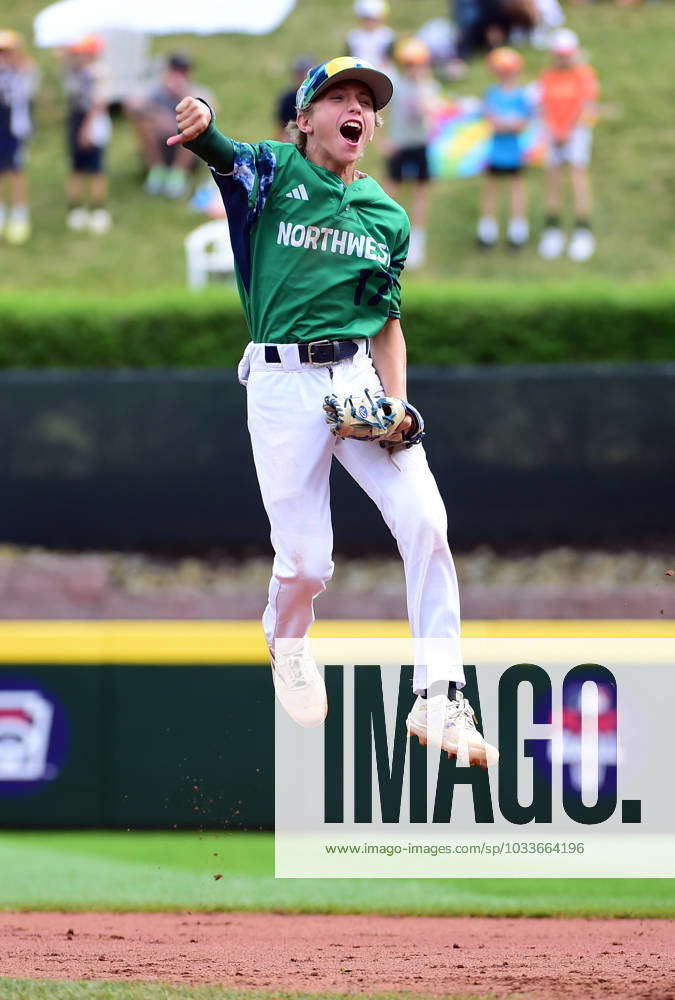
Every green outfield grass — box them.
[0,984,482,1000]
[0,832,672,916]
[0,1,674,291]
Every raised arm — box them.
[167,96,235,174]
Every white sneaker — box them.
[507,217,529,248]
[407,692,499,769]
[271,645,327,728]
[5,217,30,245]
[164,167,189,199]
[67,206,89,232]
[567,227,595,262]
[144,165,167,195]
[538,226,565,260]
[476,215,498,249]
[89,207,112,235]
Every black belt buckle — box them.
[307,340,338,366]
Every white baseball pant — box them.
[239,339,465,692]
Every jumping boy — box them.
[168,57,498,768]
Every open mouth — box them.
[339,120,363,145]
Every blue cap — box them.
[296,56,393,112]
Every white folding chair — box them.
[184,220,235,290]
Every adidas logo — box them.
[285,184,309,201]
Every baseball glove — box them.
[323,387,425,449]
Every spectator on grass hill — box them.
[384,37,440,270]
[527,0,565,49]
[275,54,314,140]
[537,29,598,262]
[346,0,396,70]
[62,35,113,235]
[477,47,533,250]
[0,30,38,245]
[126,52,215,199]
[453,0,537,59]
[416,18,467,81]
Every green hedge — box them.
[1,283,674,367]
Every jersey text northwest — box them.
[277,221,391,266]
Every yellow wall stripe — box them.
[0,620,672,664]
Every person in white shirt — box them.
[384,38,439,269]
[346,0,396,72]
[0,30,38,244]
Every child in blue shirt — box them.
[477,47,533,249]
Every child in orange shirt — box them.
[537,29,598,262]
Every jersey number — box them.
[353,268,393,307]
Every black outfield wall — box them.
[1,363,673,551]
[0,663,273,829]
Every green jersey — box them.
[209,139,410,344]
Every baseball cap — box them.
[168,52,192,72]
[354,0,389,19]
[0,29,21,50]
[550,28,579,54]
[67,34,104,56]
[487,46,524,73]
[395,37,431,67]
[296,56,393,112]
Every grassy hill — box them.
[1,0,674,294]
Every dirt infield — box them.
[1,912,672,998]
